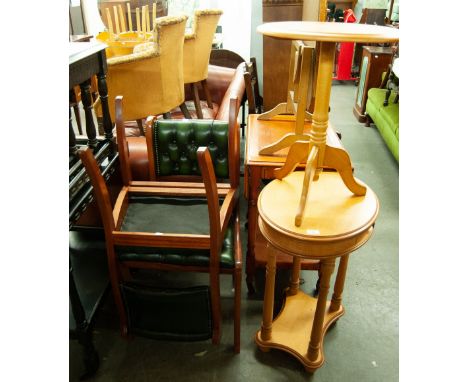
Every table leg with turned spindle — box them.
[258,243,276,348]
[80,79,98,148]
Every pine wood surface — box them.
[257,171,379,258]
[257,21,399,43]
[255,290,344,370]
[246,114,341,166]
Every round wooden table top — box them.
[257,172,379,259]
[257,21,399,43]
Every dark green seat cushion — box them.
[117,196,235,269]
[152,119,229,179]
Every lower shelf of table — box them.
[254,230,320,270]
[255,290,344,372]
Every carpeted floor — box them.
[70,81,399,382]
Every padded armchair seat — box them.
[117,196,235,269]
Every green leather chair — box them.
[82,96,242,352]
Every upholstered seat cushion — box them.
[367,88,399,136]
[117,196,235,268]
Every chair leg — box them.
[233,268,241,353]
[210,271,222,345]
[73,103,83,135]
[162,112,172,119]
[241,103,246,138]
[107,250,129,338]
[69,89,83,135]
[192,83,204,119]
[201,79,213,109]
[383,88,391,107]
[179,102,192,119]
[136,119,145,136]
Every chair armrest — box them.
[215,63,245,121]
[219,188,239,238]
[107,45,160,66]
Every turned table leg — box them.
[246,166,262,294]
[80,79,98,148]
[69,108,78,156]
[97,72,113,141]
[288,256,302,296]
[307,258,335,360]
[260,243,277,344]
[330,254,349,312]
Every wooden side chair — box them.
[182,9,223,119]
[243,58,263,115]
[80,95,242,352]
[242,57,264,135]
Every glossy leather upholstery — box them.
[152,120,229,179]
[126,63,245,180]
[116,196,234,268]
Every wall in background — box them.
[200,0,252,62]
[70,0,86,35]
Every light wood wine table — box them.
[245,114,346,294]
[255,171,379,372]
[256,22,398,225]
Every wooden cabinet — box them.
[262,1,304,111]
[353,46,393,122]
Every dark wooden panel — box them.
[262,3,303,111]
[353,46,393,122]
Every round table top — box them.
[257,172,379,258]
[257,21,399,44]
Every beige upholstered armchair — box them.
[104,15,188,124]
[182,9,223,118]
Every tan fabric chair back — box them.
[183,10,222,84]
[106,15,188,121]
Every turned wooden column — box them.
[260,243,277,343]
[330,254,350,312]
[80,79,98,148]
[97,72,113,141]
[307,258,335,360]
[288,256,302,296]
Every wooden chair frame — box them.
[89,95,242,352]
[243,57,263,115]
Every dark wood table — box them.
[245,115,324,294]
[69,41,113,153]
[69,41,118,379]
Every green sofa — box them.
[365,88,399,162]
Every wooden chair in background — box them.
[209,49,264,136]
[96,2,159,58]
[243,57,263,115]
[182,9,223,119]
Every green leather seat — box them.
[116,197,235,269]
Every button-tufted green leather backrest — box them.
[152,119,229,179]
